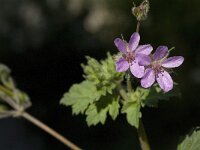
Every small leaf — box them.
[85,93,120,126]
[0,105,13,119]
[0,105,9,114]
[13,89,31,108]
[120,89,143,128]
[121,101,141,128]
[60,81,100,115]
[138,84,181,107]
[0,64,15,89]
[81,53,124,96]
[177,128,200,150]
[109,99,120,120]
[86,104,108,126]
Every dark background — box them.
[0,0,199,149]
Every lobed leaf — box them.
[121,92,141,128]
[85,93,120,126]
[60,81,100,115]
[81,53,124,96]
[177,128,200,150]
[138,84,181,107]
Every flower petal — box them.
[156,71,173,92]
[114,38,127,54]
[129,32,140,51]
[136,53,152,66]
[130,61,144,78]
[116,57,129,72]
[135,44,153,55]
[161,56,184,68]
[141,68,155,88]
[153,46,168,60]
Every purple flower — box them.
[114,32,153,78]
[138,46,184,92]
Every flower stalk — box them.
[127,73,132,93]
[136,22,140,33]
[138,119,151,150]
[132,2,151,149]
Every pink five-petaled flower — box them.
[114,32,153,78]
[138,46,184,92]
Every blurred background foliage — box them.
[0,0,199,149]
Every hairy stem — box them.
[119,88,129,101]
[21,112,82,150]
[126,73,132,93]
[138,119,151,150]
[135,18,151,150]
[136,22,140,32]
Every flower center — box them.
[151,61,163,74]
[123,52,135,64]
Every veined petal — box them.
[156,71,173,92]
[129,32,140,51]
[153,46,168,60]
[136,53,152,66]
[114,38,127,54]
[116,57,129,72]
[162,56,184,68]
[130,61,144,78]
[135,44,153,55]
[141,68,155,88]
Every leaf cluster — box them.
[61,53,124,126]
[0,64,31,118]
[61,53,180,128]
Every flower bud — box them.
[132,0,150,21]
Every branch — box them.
[21,112,82,150]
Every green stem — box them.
[138,119,151,150]
[127,73,132,93]
[135,20,151,150]
[119,88,129,101]
[136,22,140,32]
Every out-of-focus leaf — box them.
[0,105,9,114]
[0,64,15,89]
[0,105,13,118]
[177,128,200,150]
[13,89,31,108]
[60,81,100,115]
[0,64,31,111]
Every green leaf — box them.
[120,84,180,128]
[121,100,141,128]
[13,89,31,108]
[60,81,100,115]
[177,128,200,150]
[0,64,15,89]
[81,53,124,96]
[108,99,120,120]
[0,105,12,118]
[120,90,142,128]
[85,93,120,126]
[137,84,181,107]
[0,105,8,114]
